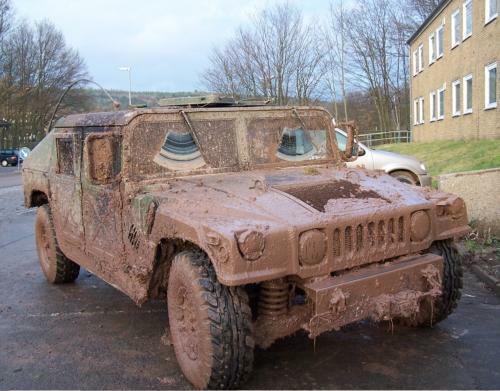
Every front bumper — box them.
[418,173,432,187]
[254,253,443,348]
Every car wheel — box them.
[35,205,80,283]
[167,250,254,389]
[390,170,419,186]
[1,160,7,167]
[399,240,463,327]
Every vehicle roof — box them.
[53,105,331,128]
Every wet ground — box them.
[0,167,499,389]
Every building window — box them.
[436,25,444,58]
[418,44,424,72]
[452,80,461,116]
[463,74,473,114]
[451,9,461,47]
[485,0,498,24]
[438,84,446,119]
[429,33,435,64]
[413,50,418,76]
[485,62,497,109]
[430,91,437,121]
[413,99,419,125]
[463,0,473,39]
[419,97,425,123]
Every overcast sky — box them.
[15,0,328,92]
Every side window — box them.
[56,137,74,176]
[86,134,121,184]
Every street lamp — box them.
[118,66,132,106]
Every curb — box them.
[470,264,500,296]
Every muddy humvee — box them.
[23,98,469,389]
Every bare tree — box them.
[0,17,88,148]
[404,0,441,25]
[323,0,349,121]
[203,2,324,105]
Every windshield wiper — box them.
[179,110,204,155]
[291,107,321,152]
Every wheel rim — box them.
[1,161,7,167]
[174,284,200,361]
[36,221,50,269]
[167,256,214,389]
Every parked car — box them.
[335,129,431,186]
[0,149,19,167]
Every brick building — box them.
[408,0,499,141]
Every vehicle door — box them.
[81,129,124,271]
[50,129,85,261]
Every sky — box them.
[14,0,329,92]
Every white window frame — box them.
[463,0,473,40]
[419,97,425,123]
[452,80,461,116]
[437,84,446,120]
[418,44,424,72]
[485,0,498,24]
[430,91,437,121]
[451,9,461,48]
[413,50,418,76]
[485,62,497,109]
[463,74,473,114]
[436,25,444,59]
[413,99,419,125]
[428,33,435,64]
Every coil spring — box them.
[258,279,289,317]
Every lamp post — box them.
[118,66,132,106]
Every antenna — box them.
[46,79,120,134]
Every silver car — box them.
[335,129,432,186]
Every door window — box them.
[56,138,74,175]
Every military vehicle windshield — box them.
[125,108,337,181]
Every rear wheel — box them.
[403,240,463,326]
[390,170,419,186]
[167,250,254,389]
[35,205,80,283]
[1,160,7,167]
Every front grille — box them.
[332,216,407,268]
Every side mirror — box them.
[85,133,121,184]
[338,121,358,161]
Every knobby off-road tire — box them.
[35,204,80,283]
[167,250,254,389]
[405,240,463,327]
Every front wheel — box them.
[404,240,463,327]
[167,250,254,389]
[1,160,8,167]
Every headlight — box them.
[236,229,265,261]
[299,229,327,266]
[410,210,431,242]
[420,163,426,172]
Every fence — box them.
[357,130,412,147]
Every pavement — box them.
[0,167,499,389]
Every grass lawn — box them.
[375,139,500,178]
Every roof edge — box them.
[407,0,451,45]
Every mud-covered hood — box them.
[146,166,433,234]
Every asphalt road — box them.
[1,167,499,389]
